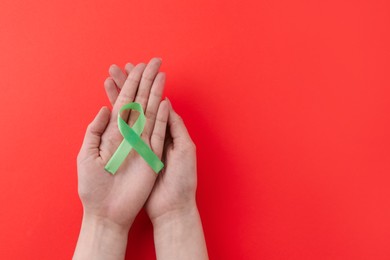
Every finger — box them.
[150,100,169,158]
[104,63,134,107]
[104,77,119,106]
[142,72,166,138]
[129,57,162,126]
[112,63,146,121]
[79,107,111,159]
[100,63,146,160]
[167,99,193,146]
[124,63,134,76]
[109,64,127,89]
[99,64,147,160]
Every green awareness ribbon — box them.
[104,102,164,175]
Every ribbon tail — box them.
[104,139,133,174]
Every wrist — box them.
[82,212,130,235]
[82,208,135,231]
[152,203,209,260]
[73,213,130,260]
[151,201,198,228]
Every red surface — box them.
[0,0,389,259]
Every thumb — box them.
[79,107,111,159]
[167,100,194,147]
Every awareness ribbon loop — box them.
[104,102,164,175]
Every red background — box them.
[0,0,389,259]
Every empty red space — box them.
[0,0,389,259]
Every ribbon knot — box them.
[104,102,164,175]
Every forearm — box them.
[152,206,208,260]
[73,213,130,260]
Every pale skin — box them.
[74,58,208,260]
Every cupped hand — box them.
[104,64,198,224]
[77,58,169,230]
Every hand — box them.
[104,64,197,223]
[74,58,169,260]
[105,66,208,260]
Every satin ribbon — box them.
[104,102,164,175]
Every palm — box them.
[78,151,156,226]
[145,144,197,220]
[77,58,168,228]
[103,60,198,222]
